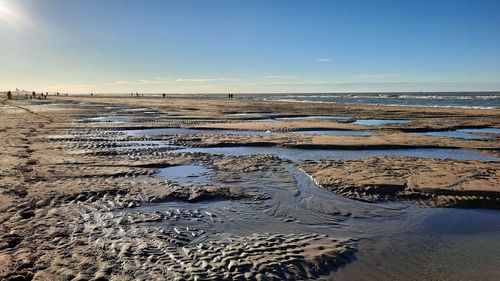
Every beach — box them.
[1,94,499,280]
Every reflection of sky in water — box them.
[120,128,372,137]
[277,116,353,120]
[422,128,500,139]
[175,147,498,161]
[336,207,500,281]
[157,165,213,184]
[121,128,270,136]
[289,130,371,136]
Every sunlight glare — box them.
[0,0,31,31]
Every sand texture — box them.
[0,95,499,280]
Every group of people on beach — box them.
[228,93,235,99]
[5,91,65,100]
[29,91,47,100]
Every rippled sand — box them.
[1,95,499,280]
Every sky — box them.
[1,0,500,93]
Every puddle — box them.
[84,116,135,123]
[225,112,271,116]
[119,127,372,137]
[276,116,353,120]
[461,127,500,134]
[113,140,175,150]
[120,128,270,136]
[353,119,413,126]
[157,165,214,184]
[253,116,353,122]
[174,146,498,161]
[421,128,500,139]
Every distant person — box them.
[163,93,166,98]
[25,93,28,99]
[7,91,12,100]
[91,93,93,96]
[32,91,36,98]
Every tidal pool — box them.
[120,128,270,136]
[276,116,353,120]
[119,127,373,137]
[157,165,214,185]
[174,146,498,161]
[289,129,371,136]
[133,162,500,281]
[421,128,500,139]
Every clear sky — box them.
[1,0,499,93]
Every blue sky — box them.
[1,0,499,93]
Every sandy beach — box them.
[1,94,499,280]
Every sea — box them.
[238,92,500,109]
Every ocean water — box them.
[241,92,500,109]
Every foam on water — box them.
[247,92,500,109]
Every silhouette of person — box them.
[7,91,12,100]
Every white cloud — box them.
[316,58,331,62]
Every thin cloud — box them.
[139,79,166,84]
[262,75,298,79]
[104,77,236,85]
[357,74,400,82]
[174,77,236,83]
[316,58,331,62]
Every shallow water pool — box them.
[421,128,500,139]
[157,164,214,184]
[174,146,498,161]
[353,119,413,126]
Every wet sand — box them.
[1,95,499,280]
